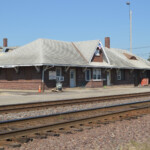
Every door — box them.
[70,69,76,87]
[107,70,111,86]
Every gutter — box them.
[1,63,150,70]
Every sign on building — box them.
[49,71,56,80]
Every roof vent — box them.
[123,53,137,60]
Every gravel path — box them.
[0,96,150,121]
[5,114,150,150]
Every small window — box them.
[95,49,100,56]
[117,70,125,80]
[56,67,62,77]
[93,69,101,80]
[117,70,121,80]
[70,71,74,79]
[85,69,91,81]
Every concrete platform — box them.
[0,85,150,105]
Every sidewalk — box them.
[0,85,150,105]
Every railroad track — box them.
[0,100,150,147]
[1,92,150,114]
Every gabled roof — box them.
[0,38,112,68]
[74,40,109,64]
[105,47,150,70]
[73,40,99,62]
[0,39,88,67]
[0,38,149,70]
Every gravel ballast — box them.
[5,114,150,150]
[0,96,150,121]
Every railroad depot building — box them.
[0,37,150,90]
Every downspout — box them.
[42,65,54,92]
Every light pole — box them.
[126,1,132,53]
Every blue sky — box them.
[0,0,150,59]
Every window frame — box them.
[117,70,121,80]
[56,67,62,77]
[85,69,91,81]
[92,68,102,81]
[95,49,100,56]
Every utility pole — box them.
[126,1,132,53]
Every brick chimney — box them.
[3,38,8,47]
[105,37,110,48]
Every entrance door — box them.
[70,69,76,87]
[107,70,111,86]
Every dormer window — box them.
[95,49,100,56]
[95,43,102,56]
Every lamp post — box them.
[126,1,132,53]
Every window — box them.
[95,49,100,56]
[117,70,125,80]
[85,69,91,81]
[56,67,62,77]
[93,69,101,80]
[117,70,121,80]
[56,67,64,81]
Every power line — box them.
[125,45,150,50]
[135,52,149,55]
[135,53,150,59]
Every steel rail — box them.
[0,99,150,125]
[0,100,150,141]
[0,92,150,114]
